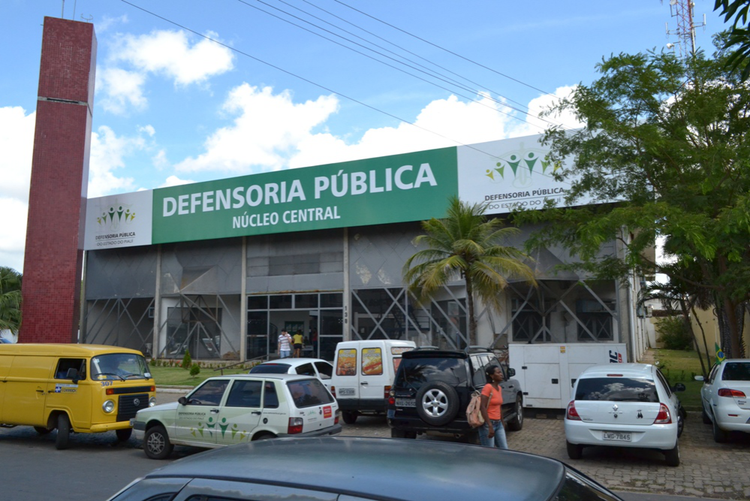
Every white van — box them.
[331,339,416,424]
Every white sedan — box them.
[700,359,750,442]
[249,358,333,390]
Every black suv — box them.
[387,348,524,440]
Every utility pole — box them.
[664,0,706,56]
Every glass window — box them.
[722,362,750,381]
[295,294,318,308]
[315,361,333,378]
[361,348,383,376]
[225,380,262,408]
[263,381,279,408]
[287,378,335,408]
[555,467,620,500]
[295,363,316,377]
[394,357,468,390]
[336,349,357,376]
[247,295,268,310]
[320,293,343,308]
[656,369,672,398]
[574,377,658,402]
[91,353,150,381]
[270,295,293,309]
[188,379,229,406]
[249,363,290,374]
[55,358,86,380]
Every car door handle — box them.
[210,408,220,414]
[360,382,368,386]
[252,411,261,415]
[36,389,45,393]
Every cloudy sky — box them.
[0,0,727,273]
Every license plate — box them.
[395,398,416,408]
[602,431,632,442]
[337,388,355,396]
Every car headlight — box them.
[103,400,115,413]
[149,397,157,407]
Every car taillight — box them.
[566,401,581,421]
[334,412,339,425]
[331,386,336,398]
[288,417,303,434]
[718,388,747,398]
[653,403,672,424]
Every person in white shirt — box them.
[278,329,293,358]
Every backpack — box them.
[466,390,488,428]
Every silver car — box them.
[699,359,750,442]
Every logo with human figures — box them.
[95,200,136,231]
[484,148,562,188]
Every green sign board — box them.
[152,147,458,244]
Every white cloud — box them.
[98,29,234,115]
[161,175,195,188]
[174,84,339,174]
[88,126,146,197]
[508,85,584,137]
[98,67,147,114]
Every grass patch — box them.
[653,348,712,411]
[148,365,248,386]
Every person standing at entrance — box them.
[278,329,293,359]
[292,330,304,358]
[478,364,508,449]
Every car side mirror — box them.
[673,383,686,392]
[507,368,516,378]
[178,396,188,405]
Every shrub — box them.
[656,316,693,351]
[190,363,201,377]
[182,349,192,370]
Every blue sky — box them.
[0,0,728,273]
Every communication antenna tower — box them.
[664,0,706,56]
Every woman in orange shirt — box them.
[478,364,508,449]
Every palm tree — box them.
[0,266,22,334]
[403,196,536,345]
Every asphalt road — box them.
[0,390,747,500]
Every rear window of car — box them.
[575,377,658,402]
[287,378,335,408]
[394,357,468,389]
[722,363,750,381]
[249,364,290,374]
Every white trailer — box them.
[508,343,627,409]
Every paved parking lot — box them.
[339,411,750,500]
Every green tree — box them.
[519,43,750,358]
[403,196,536,345]
[714,0,750,79]
[0,267,22,335]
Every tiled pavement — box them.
[339,412,750,500]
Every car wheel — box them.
[34,426,51,435]
[116,428,132,442]
[55,414,71,450]
[253,432,276,441]
[712,418,728,443]
[664,442,680,467]
[566,441,583,460]
[342,411,358,425]
[506,395,524,431]
[415,381,459,427]
[144,425,173,460]
[701,404,712,424]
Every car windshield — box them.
[287,378,335,408]
[722,362,750,381]
[249,363,291,374]
[575,377,658,402]
[394,357,467,389]
[554,467,621,500]
[91,353,151,381]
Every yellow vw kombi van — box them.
[0,343,155,449]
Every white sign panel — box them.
[457,133,595,214]
[84,191,153,250]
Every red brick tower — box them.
[20,17,97,343]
